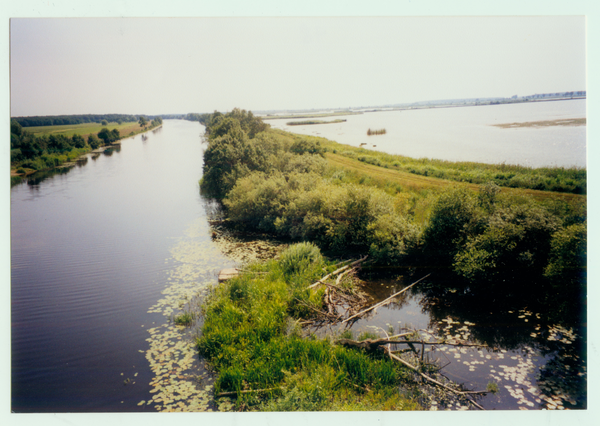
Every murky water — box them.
[267,100,586,168]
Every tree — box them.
[87,134,100,149]
[72,134,86,148]
[139,116,148,128]
[11,119,23,136]
[101,120,108,126]
[97,128,113,145]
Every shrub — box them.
[278,242,323,276]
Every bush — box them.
[278,242,324,276]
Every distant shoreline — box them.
[260,96,586,120]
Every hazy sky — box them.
[10,16,586,116]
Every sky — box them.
[9,15,587,117]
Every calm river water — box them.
[10,118,586,412]
[11,120,235,412]
[267,100,586,168]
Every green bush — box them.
[278,242,324,276]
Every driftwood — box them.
[308,256,368,289]
[342,274,430,324]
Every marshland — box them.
[11,103,586,413]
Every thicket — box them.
[197,243,420,410]
[200,110,587,305]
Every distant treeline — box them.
[12,112,211,128]
[13,114,142,128]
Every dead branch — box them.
[336,337,487,350]
[308,256,368,289]
[342,274,430,323]
[385,349,486,410]
[336,267,356,286]
[294,298,337,320]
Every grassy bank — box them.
[198,109,586,410]
[197,243,422,411]
[313,135,586,195]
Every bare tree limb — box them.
[308,256,368,289]
[342,274,430,323]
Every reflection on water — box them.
[11,120,220,412]
[354,270,586,410]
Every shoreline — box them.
[10,123,162,179]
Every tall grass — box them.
[367,128,387,136]
[197,243,419,410]
[317,138,586,194]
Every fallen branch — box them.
[336,267,356,286]
[308,256,368,289]
[385,349,486,410]
[342,274,430,323]
[294,297,337,319]
[336,337,487,350]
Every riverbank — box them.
[196,241,489,411]
[193,108,586,411]
[10,123,162,182]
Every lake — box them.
[10,118,586,412]
[266,100,586,168]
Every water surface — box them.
[11,120,232,412]
[268,100,586,168]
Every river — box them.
[266,99,586,168]
[11,120,236,412]
[10,118,586,412]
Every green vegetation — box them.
[13,113,140,128]
[173,311,196,326]
[198,108,586,409]
[286,119,347,126]
[21,121,138,138]
[367,128,387,135]
[200,108,586,296]
[10,116,163,177]
[197,243,420,411]
[320,140,586,194]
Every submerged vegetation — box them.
[197,108,587,410]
